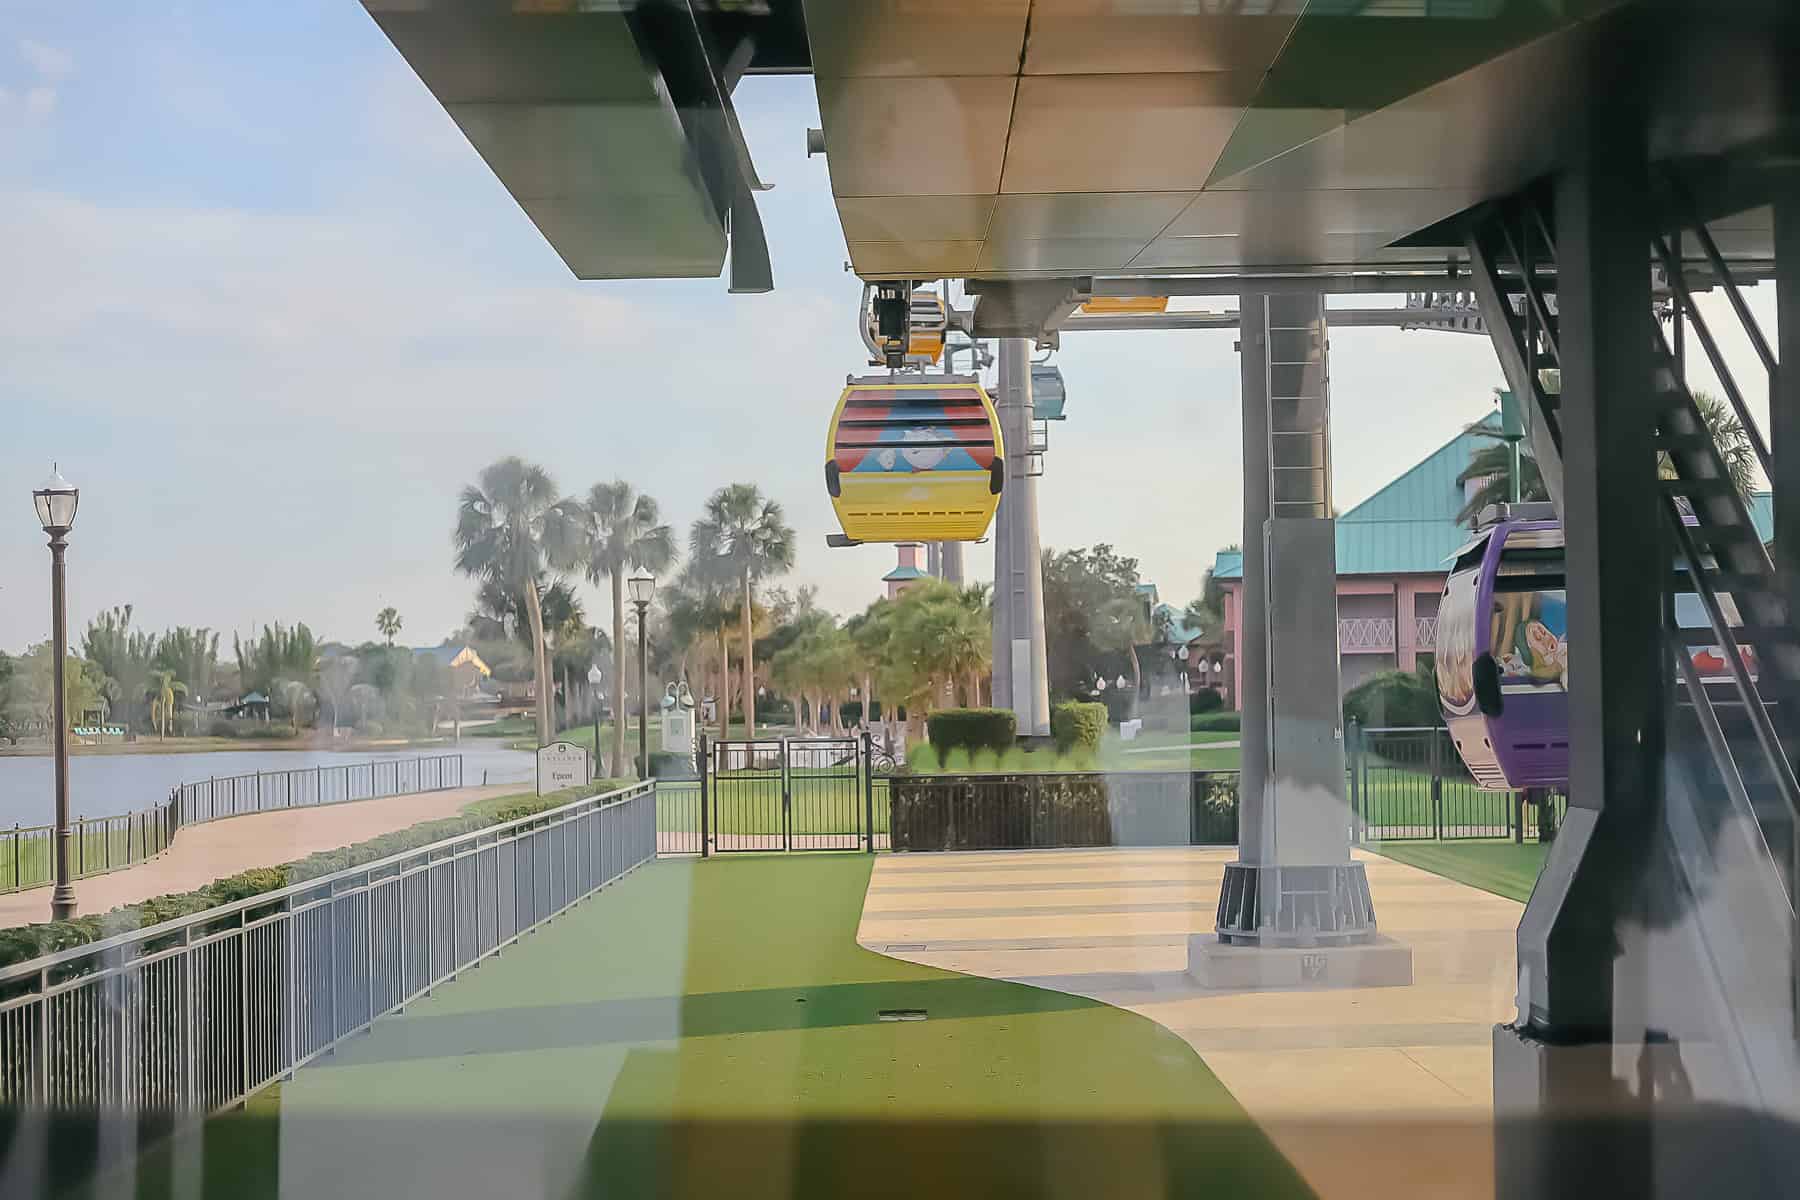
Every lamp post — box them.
[34,466,79,922]
[627,572,656,779]
[586,663,604,779]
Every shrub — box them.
[207,719,238,738]
[1343,668,1440,730]
[648,751,695,780]
[1050,701,1107,756]
[1189,688,1224,714]
[926,708,1017,759]
[1191,712,1241,734]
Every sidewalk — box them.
[856,846,1521,1200]
[0,782,519,928]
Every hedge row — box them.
[1191,712,1241,733]
[0,781,633,970]
[926,708,1017,758]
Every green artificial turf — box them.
[1370,840,1549,903]
[108,855,1311,1200]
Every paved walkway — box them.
[0,783,518,927]
[856,846,1522,1200]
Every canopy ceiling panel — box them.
[803,0,1777,281]
[364,1,732,280]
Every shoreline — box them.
[0,736,462,759]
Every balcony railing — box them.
[1414,615,1439,651]
[1338,617,1396,653]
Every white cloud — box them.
[23,85,53,116]
[19,39,73,81]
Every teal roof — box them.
[1214,411,1776,581]
[882,565,927,582]
[1152,602,1205,644]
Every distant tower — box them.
[883,542,927,599]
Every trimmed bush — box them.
[0,780,635,970]
[1189,688,1224,714]
[1050,701,1107,756]
[648,751,696,780]
[1343,668,1440,730]
[926,708,1017,759]
[1191,712,1241,734]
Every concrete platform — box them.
[1190,933,1415,990]
[857,846,1523,1200]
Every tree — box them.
[376,607,403,646]
[148,669,187,740]
[453,457,579,747]
[234,623,318,699]
[278,678,313,734]
[5,643,106,735]
[1668,389,1757,499]
[318,655,358,734]
[558,481,676,775]
[689,484,795,739]
[1041,544,1151,702]
[155,627,219,725]
[81,605,158,732]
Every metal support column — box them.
[1212,292,1379,951]
[1493,43,1657,1200]
[941,540,965,586]
[1775,194,1800,634]
[991,337,1050,736]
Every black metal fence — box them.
[1346,724,1565,843]
[888,771,1240,852]
[656,734,884,856]
[1,754,466,895]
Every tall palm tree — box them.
[375,607,403,646]
[690,484,796,739]
[453,457,577,747]
[148,669,187,740]
[559,481,677,776]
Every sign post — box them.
[535,740,589,796]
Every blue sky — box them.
[0,5,1773,655]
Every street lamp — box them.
[34,466,79,922]
[586,663,603,778]
[627,572,656,779]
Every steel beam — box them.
[1776,192,1800,642]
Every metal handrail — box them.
[1652,235,1774,481]
[0,777,639,986]
[1662,496,1800,827]
[0,780,657,1112]
[1669,174,1778,380]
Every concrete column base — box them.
[1188,933,1413,990]
[1214,860,1378,945]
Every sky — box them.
[0,5,1778,656]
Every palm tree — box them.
[453,457,578,747]
[376,607,403,646]
[1458,388,1756,525]
[559,481,676,776]
[1666,389,1757,498]
[689,484,796,739]
[148,669,187,740]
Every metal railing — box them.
[1413,615,1439,651]
[1347,724,1565,843]
[1339,617,1396,652]
[888,770,1240,851]
[1,754,464,895]
[0,780,654,1111]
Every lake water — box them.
[0,744,538,828]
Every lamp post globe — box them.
[627,573,655,778]
[586,664,604,779]
[35,465,80,921]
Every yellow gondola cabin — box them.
[824,376,1005,544]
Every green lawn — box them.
[1369,840,1549,903]
[654,775,892,836]
[107,855,1310,1200]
